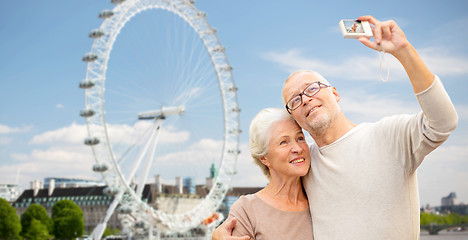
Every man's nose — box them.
[302,94,313,106]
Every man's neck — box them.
[310,116,356,147]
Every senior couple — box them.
[212,16,458,239]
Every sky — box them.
[0,0,467,207]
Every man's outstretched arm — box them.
[358,15,457,145]
[212,217,250,240]
[357,15,434,94]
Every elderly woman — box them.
[226,108,313,239]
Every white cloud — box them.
[262,48,407,81]
[229,142,269,187]
[2,121,252,191]
[106,121,190,145]
[0,137,12,144]
[29,122,87,145]
[262,46,468,81]
[56,104,64,109]
[0,124,32,134]
[29,122,190,146]
[10,153,30,161]
[418,144,468,206]
[454,104,468,121]
[1,144,98,188]
[419,47,468,76]
[340,90,420,123]
[30,146,91,163]
[156,138,224,165]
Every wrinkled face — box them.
[261,119,310,179]
[282,72,341,134]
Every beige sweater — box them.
[230,194,313,239]
[303,75,458,239]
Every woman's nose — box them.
[291,143,303,153]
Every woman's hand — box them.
[212,217,250,240]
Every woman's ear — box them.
[259,156,270,167]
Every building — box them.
[13,170,262,236]
[0,183,22,202]
[14,181,122,233]
[218,186,263,220]
[441,192,458,206]
[43,177,104,189]
[437,192,468,215]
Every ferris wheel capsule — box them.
[183,0,195,5]
[226,85,238,92]
[135,220,146,228]
[84,137,100,146]
[116,206,132,214]
[111,0,126,4]
[196,12,206,19]
[231,107,241,112]
[79,80,95,89]
[103,187,120,196]
[98,10,114,19]
[80,108,95,118]
[229,128,242,135]
[92,163,109,172]
[219,65,233,72]
[227,149,241,155]
[212,46,225,52]
[82,53,98,62]
[89,29,105,39]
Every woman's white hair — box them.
[249,108,296,179]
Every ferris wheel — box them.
[79,0,240,236]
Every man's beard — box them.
[307,115,331,136]
[306,107,339,136]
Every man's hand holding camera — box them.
[357,15,410,59]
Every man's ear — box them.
[332,87,341,102]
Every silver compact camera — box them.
[339,19,373,39]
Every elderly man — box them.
[213,15,458,239]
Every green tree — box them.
[20,203,53,238]
[0,198,21,239]
[420,212,444,225]
[52,200,84,239]
[444,212,462,225]
[23,219,52,240]
[102,227,120,238]
[421,212,467,225]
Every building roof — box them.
[14,183,263,207]
[227,187,263,196]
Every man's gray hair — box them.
[282,70,330,104]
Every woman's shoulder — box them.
[229,194,260,221]
[233,194,259,208]
[238,193,258,201]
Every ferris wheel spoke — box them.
[136,119,162,197]
[124,120,159,185]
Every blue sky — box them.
[0,0,467,207]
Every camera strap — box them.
[379,50,390,82]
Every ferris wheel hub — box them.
[137,105,185,120]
